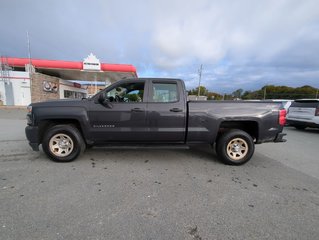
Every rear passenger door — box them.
[146,80,187,142]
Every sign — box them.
[83,53,101,71]
[73,82,82,88]
[43,81,58,93]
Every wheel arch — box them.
[216,120,259,143]
[38,119,86,144]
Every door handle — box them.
[131,108,144,112]
[170,108,183,112]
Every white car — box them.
[271,99,293,111]
[286,99,319,129]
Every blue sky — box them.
[1,0,319,93]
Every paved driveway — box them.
[1,109,318,240]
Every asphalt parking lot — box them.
[0,108,319,240]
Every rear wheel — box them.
[42,125,85,162]
[216,129,254,165]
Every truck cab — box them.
[89,78,187,143]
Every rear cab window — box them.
[151,82,179,103]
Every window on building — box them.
[64,90,86,99]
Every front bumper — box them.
[25,126,40,151]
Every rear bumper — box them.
[274,132,287,142]
[25,126,40,151]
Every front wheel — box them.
[42,125,86,162]
[216,129,254,165]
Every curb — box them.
[0,106,27,110]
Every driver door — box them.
[88,80,148,142]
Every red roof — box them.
[5,57,137,74]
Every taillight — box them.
[315,107,319,116]
[279,109,286,126]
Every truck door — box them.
[146,80,186,142]
[88,80,148,142]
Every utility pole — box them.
[316,88,318,98]
[26,31,33,95]
[197,64,203,97]
[26,31,32,71]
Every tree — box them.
[189,86,208,96]
[240,85,318,100]
[188,85,223,100]
[207,92,223,100]
[232,89,243,99]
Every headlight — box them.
[26,105,33,125]
[27,105,32,113]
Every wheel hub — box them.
[226,138,249,161]
[49,133,74,157]
[58,139,69,148]
[231,144,240,152]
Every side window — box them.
[105,82,145,103]
[152,83,178,103]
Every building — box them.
[0,54,137,106]
[188,95,208,101]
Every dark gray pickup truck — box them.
[25,78,286,165]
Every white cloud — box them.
[1,0,318,92]
[147,0,319,68]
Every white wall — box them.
[0,71,31,106]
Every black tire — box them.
[216,129,254,165]
[294,125,307,130]
[42,124,86,162]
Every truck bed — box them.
[187,101,283,143]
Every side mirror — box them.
[96,94,113,108]
[98,94,105,103]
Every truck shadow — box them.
[82,145,220,164]
[285,126,319,134]
[302,128,319,134]
[188,145,220,163]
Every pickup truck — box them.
[25,78,287,165]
